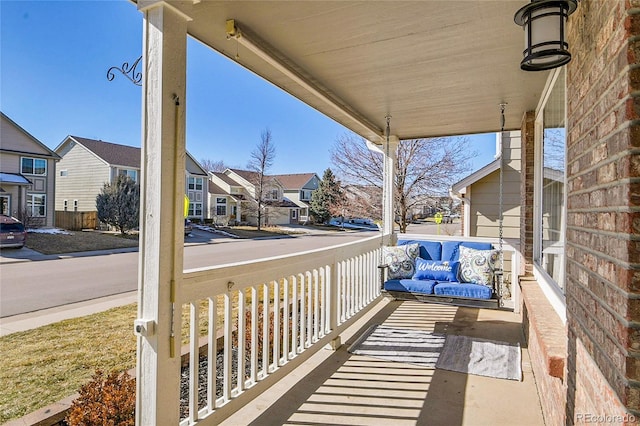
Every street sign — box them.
[434,212,443,224]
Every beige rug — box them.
[348,325,521,381]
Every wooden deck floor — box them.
[221,298,544,426]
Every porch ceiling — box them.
[154,1,547,142]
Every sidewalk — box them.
[0,245,139,264]
[0,291,137,336]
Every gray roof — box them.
[208,180,227,195]
[213,172,243,186]
[71,136,140,168]
[0,172,31,185]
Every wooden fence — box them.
[55,211,98,231]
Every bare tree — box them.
[247,129,276,230]
[200,158,228,173]
[331,134,475,233]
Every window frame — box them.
[532,67,568,321]
[21,157,47,176]
[188,202,203,217]
[27,193,46,217]
[118,169,138,182]
[188,176,203,191]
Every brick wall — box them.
[566,0,640,420]
[521,277,567,425]
[520,111,535,276]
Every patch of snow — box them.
[27,228,72,235]
[193,224,240,239]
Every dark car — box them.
[0,215,26,249]
[184,219,193,236]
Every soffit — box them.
[145,1,549,142]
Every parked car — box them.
[184,219,193,236]
[0,215,26,249]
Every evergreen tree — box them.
[96,175,140,235]
[310,168,345,224]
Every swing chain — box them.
[497,103,507,306]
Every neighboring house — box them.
[271,173,320,223]
[450,131,521,243]
[208,171,247,225]
[54,136,208,221]
[0,112,60,227]
[185,155,209,220]
[210,168,300,226]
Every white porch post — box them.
[382,135,398,237]
[136,1,190,424]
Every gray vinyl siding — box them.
[0,114,53,156]
[1,114,58,227]
[55,141,110,211]
[468,132,521,241]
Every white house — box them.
[271,173,320,223]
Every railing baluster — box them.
[273,279,281,368]
[262,283,269,376]
[319,267,326,336]
[346,259,353,318]
[337,261,344,324]
[250,286,258,385]
[207,297,216,411]
[223,293,232,403]
[283,277,290,361]
[237,289,245,392]
[306,271,312,347]
[299,273,306,351]
[292,275,299,356]
[313,269,319,341]
[189,301,199,423]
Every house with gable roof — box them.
[271,172,320,223]
[0,112,60,227]
[54,136,208,221]
[208,168,301,226]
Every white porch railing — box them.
[177,234,389,425]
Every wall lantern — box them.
[514,0,578,71]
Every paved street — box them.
[0,228,379,318]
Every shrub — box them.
[66,370,136,426]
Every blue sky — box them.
[1,0,497,176]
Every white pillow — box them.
[382,243,420,280]
[457,245,498,286]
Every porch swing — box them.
[379,105,507,310]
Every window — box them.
[119,169,138,182]
[63,200,68,211]
[301,190,312,201]
[188,202,203,217]
[292,210,297,219]
[534,67,566,295]
[27,193,46,217]
[188,177,203,191]
[74,200,78,211]
[21,158,47,176]
[215,197,227,216]
[60,170,68,177]
[266,188,278,200]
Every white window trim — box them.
[533,66,567,322]
[21,157,47,176]
[27,193,46,217]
